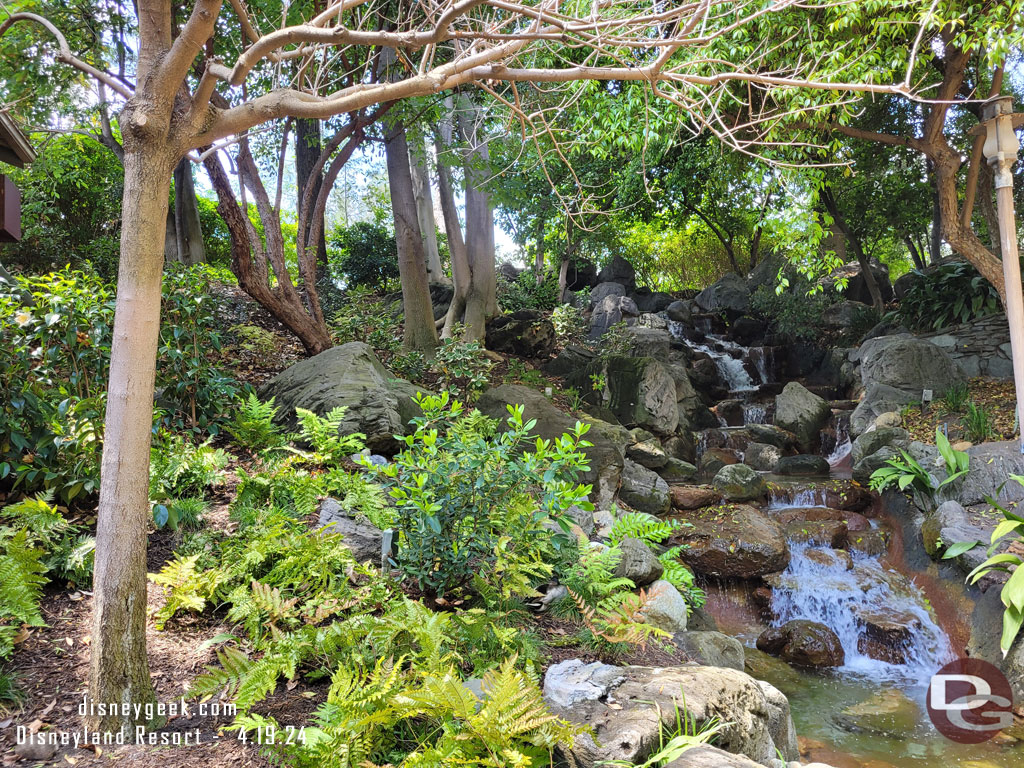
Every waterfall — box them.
[743,403,768,424]
[769,542,955,683]
[826,412,853,467]
[669,321,758,393]
[766,486,830,509]
[750,346,774,385]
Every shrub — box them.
[150,433,230,502]
[329,287,402,363]
[894,261,1000,331]
[498,269,561,312]
[942,382,970,412]
[329,221,400,293]
[430,332,494,398]
[360,392,593,598]
[229,324,278,357]
[750,283,830,342]
[225,393,291,453]
[551,302,587,344]
[962,401,996,443]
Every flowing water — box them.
[669,321,759,393]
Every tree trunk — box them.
[928,160,942,265]
[295,118,328,278]
[821,187,884,312]
[458,107,497,339]
[902,232,926,270]
[409,134,446,283]
[87,147,166,735]
[534,217,546,285]
[436,135,469,339]
[172,159,205,265]
[979,163,1002,259]
[385,122,437,352]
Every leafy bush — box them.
[551,302,587,344]
[750,283,830,342]
[229,324,278,357]
[869,429,968,508]
[329,287,403,363]
[430,333,494,398]
[361,393,593,598]
[329,221,400,292]
[498,270,561,312]
[894,261,1000,331]
[226,393,291,453]
[150,433,229,502]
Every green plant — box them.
[593,321,633,359]
[600,697,724,767]
[0,668,25,710]
[941,382,970,412]
[750,283,830,342]
[153,498,208,532]
[962,401,996,443]
[893,261,1000,332]
[869,428,969,508]
[392,349,429,382]
[505,359,546,389]
[329,221,400,293]
[564,387,585,413]
[229,324,278,357]
[360,392,593,598]
[0,529,47,659]
[150,432,229,501]
[295,407,366,464]
[225,393,291,453]
[329,287,403,364]
[498,269,561,312]
[430,333,494,399]
[0,492,94,587]
[551,303,587,344]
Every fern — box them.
[226,393,291,452]
[295,407,366,464]
[0,530,47,659]
[609,511,680,547]
[658,546,706,610]
[149,554,223,629]
[150,433,229,500]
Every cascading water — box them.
[769,541,955,684]
[767,486,831,509]
[668,321,758,393]
[826,412,853,468]
[743,403,768,424]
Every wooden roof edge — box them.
[0,112,36,167]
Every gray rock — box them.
[542,344,597,376]
[485,309,556,357]
[852,446,900,484]
[821,300,870,329]
[666,300,693,325]
[593,509,615,539]
[859,334,965,397]
[850,383,917,436]
[259,342,425,454]
[636,311,670,329]
[620,459,671,515]
[851,427,909,466]
[543,659,625,709]
[597,255,637,289]
[318,498,385,564]
[676,630,745,670]
[755,680,800,761]
[745,442,783,472]
[614,537,664,587]
[943,440,1024,507]
[590,293,640,339]
[713,463,766,502]
[590,281,626,306]
[570,357,680,436]
[634,291,675,314]
[639,579,689,633]
[658,457,698,483]
[567,504,595,537]
[627,439,670,470]
[625,326,674,358]
[746,423,795,449]
[696,273,751,315]
[664,746,764,767]
[773,455,831,477]
[774,382,831,453]
[14,740,58,762]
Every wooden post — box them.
[982,96,1024,451]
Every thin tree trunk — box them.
[409,134,446,283]
[87,148,165,735]
[928,160,942,265]
[172,158,205,265]
[457,105,497,338]
[978,163,1002,259]
[385,121,437,352]
[534,216,546,285]
[436,134,469,339]
[295,118,327,278]
[902,232,926,270]
[822,186,884,312]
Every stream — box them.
[666,313,1024,768]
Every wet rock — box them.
[695,273,751,315]
[543,660,798,766]
[847,528,890,558]
[699,448,739,478]
[717,399,746,427]
[851,427,909,466]
[803,547,853,570]
[260,342,426,454]
[638,579,689,633]
[921,500,988,570]
[614,537,664,587]
[731,316,766,345]
[784,520,848,548]
[675,504,790,579]
[756,620,845,668]
[746,423,796,449]
[570,357,679,436]
[714,463,767,502]
[852,606,920,664]
[670,486,722,510]
[676,630,745,670]
[620,458,671,515]
[771,507,847,526]
[824,480,873,512]
[318,499,385,564]
[485,309,556,357]
[833,689,921,739]
[663,433,698,463]
[774,455,831,476]
[746,442,784,472]
[627,438,670,470]
[844,511,871,532]
[774,383,831,453]
[659,458,698,483]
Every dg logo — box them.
[927,658,1015,743]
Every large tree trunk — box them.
[295,118,327,277]
[437,135,470,339]
[385,122,437,352]
[172,159,205,265]
[458,107,497,340]
[87,147,166,735]
[408,134,446,283]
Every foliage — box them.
[196,195,233,266]
[0,668,25,710]
[361,393,592,598]
[430,333,494,398]
[551,303,587,345]
[295,407,366,464]
[962,402,996,444]
[941,383,970,413]
[0,492,95,587]
[750,283,830,342]
[329,287,403,363]
[150,432,229,502]
[892,262,1001,332]
[229,324,278,357]
[869,429,969,508]
[329,221,400,293]
[602,697,724,767]
[498,270,561,313]
[0,529,46,660]
[226,394,292,453]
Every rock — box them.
[773,455,831,477]
[659,458,698,483]
[627,439,670,470]
[771,506,847,526]
[675,504,790,579]
[822,300,871,330]
[625,326,674,358]
[259,342,425,454]
[858,334,966,399]
[671,486,721,510]
[821,261,893,305]
[784,520,848,548]
[542,344,597,376]
[634,290,675,314]
[851,427,909,466]
[676,630,745,671]
[593,509,615,539]
[852,446,900,484]
[570,357,680,436]
[695,273,751,315]
[590,293,640,339]
[850,384,918,436]
[567,504,596,538]
[663,434,698,463]
[620,459,671,515]
[874,411,903,429]
[847,528,890,557]
[943,440,1024,507]
[731,316,766,345]
[477,384,629,507]
[614,537,664,587]
[746,423,796,449]
[565,259,599,291]
[318,499,386,564]
[852,606,920,664]
[485,309,556,357]
[756,620,845,668]
[664,746,764,768]
[713,464,766,502]
[666,300,693,324]
[543,661,799,766]
[745,442,784,472]
[639,579,689,633]
[824,480,873,512]
[590,281,627,306]
[666,363,719,433]
[597,255,637,289]
[803,547,853,570]
[833,689,921,739]
[699,448,738,478]
[774,383,831,453]
[14,740,58,761]
[717,399,746,427]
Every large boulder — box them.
[566,259,599,291]
[664,363,718,433]
[590,293,640,339]
[542,661,799,767]
[260,342,424,454]
[619,459,671,515]
[744,442,783,472]
[676,630,745,671]
[477,384,629,507]
[597,255,637,290]
[674,504,789,579]
[774,382,831,453]
[849,383,918,436]
[713,464,766,502]
[317,498,385,565]
[941,440,1024,507]
[819,261,893,305]
[773,454,831,477]
[858,334,966,401]
[570,357,680,435]
[756,620,845,668]
[666,300,693,325]
[851,427,909,466]
[695,273,751,315]
[485,309,556,357]
[624,326,674,359]
[633,289,674,314]
[614,537,664,587]
[664,746,764,768]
